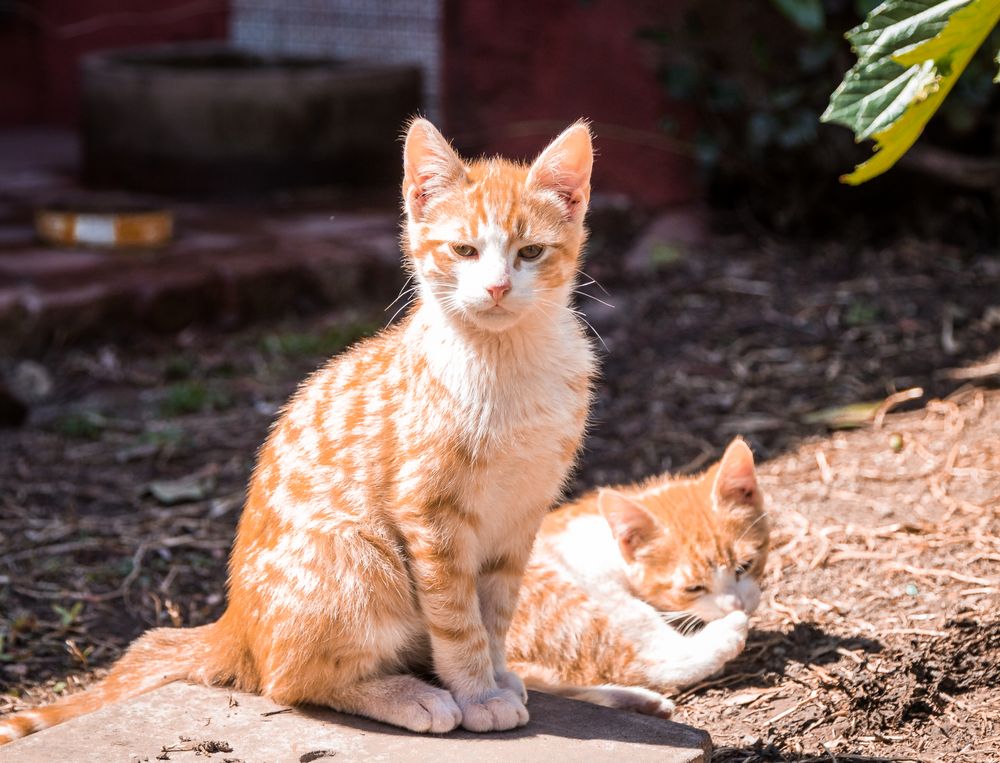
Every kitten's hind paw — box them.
[575,685,675,719]
[495,669,528,703]
[457,688,530,732]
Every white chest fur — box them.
[409,302,593,554]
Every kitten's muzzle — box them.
[486,279,511,304]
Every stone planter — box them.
[81,44,422,194]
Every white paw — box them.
[627,691,675,720]
[596,686,676,719]
[704,610,750,662]
[395,685,463,734]
[456,688,530,732]
[495,669,528,703]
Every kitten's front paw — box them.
[383,682,463,734]
[705,610,750,662]
[456,688,530,732]
[495,669,528,703]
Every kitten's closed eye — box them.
[684,585,707,594]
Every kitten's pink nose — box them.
[487,280,511,304]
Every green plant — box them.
[160,381,232,417]
[823,0,1000,183]
[643,1,998,237]
[52,602,83,629]
[51,411,107,439]
[260,321,377,359]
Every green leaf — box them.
[771,0,826,32]
[855,0,884,15]
[803,401,882,429]
[52,602,83,628]
[822,0,1000,183]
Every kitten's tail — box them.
[510,662,676,720]
[0,623,226,746]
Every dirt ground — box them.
[1,231,998,761]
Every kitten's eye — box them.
[684,585,707,595]
[735,560,754,578]
[518,244,544,260]
[451,244,478,258]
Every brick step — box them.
[0,210,405,353]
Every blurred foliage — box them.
[51,410,107,439]
[259,321,377,359]
[823,0,1000,184]
[641,0,1000,239]
[160,381,232,417]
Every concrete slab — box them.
[1,682,711,763]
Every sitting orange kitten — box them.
[506,438,768,717]
[0,119,596,743]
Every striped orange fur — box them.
[506,438,769,718]
[0,118,596,743]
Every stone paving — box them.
[0,129,405,353]
[0,683,711,762]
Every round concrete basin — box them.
[81,44,422,194]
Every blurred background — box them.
[1,0,998,353]
[1,2,999,760]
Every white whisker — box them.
[574,290,616,309]
[384,275,415,312]
[387,293,418,325]
[576,314,609,353]
[534,296,609,353]
[734,511,770,545]
[576,268,611,296]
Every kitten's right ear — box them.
[712,437,759,506]
[403,118,466,220]
[527,121,593,222]
[598,489,659,563]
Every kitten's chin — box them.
[463,305,525,333]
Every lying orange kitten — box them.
[0,119,596,743]
[507,438,768,717]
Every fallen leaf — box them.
[146,473,216,505]
[803,401,881,429]
[725,690,767,706]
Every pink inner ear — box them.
[402,119,465,218]
[527,123,593,220]
[714,439,759,504]
[598,490,657,560]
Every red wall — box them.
[442,0,697,208]
[0,0,229,127]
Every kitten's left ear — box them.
[598,489,659,563]
[403,118,467,220]
[712,437,759,506]
[527,120,593,222]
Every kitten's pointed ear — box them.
[527,121,593,222]
[598,489,658,563]
[712,438,760,506]
[403,118,466,219]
